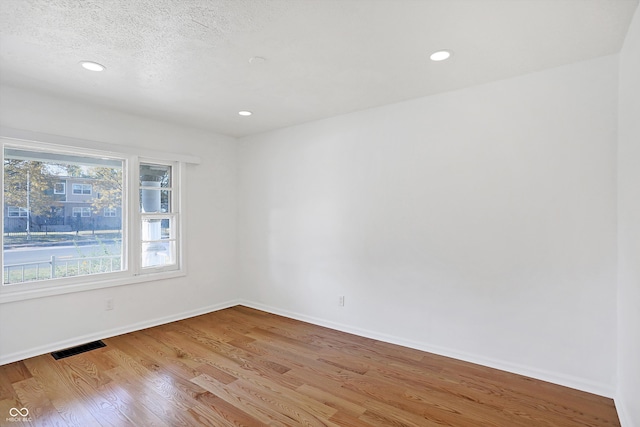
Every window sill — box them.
[0,270,186,304]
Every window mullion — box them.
[129,156,141,275]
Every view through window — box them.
[140,163,176,269]
[3,148,124,284]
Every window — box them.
[1,135,189,302]
[72,184,92,195]
[7,206,28,217]
[140,163,177,269]
[72,207,92,217]
[3,147,123,286]
[54,182,65,194]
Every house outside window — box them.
[54,182,65,194]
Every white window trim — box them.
[0,130,197,304]
[54,182,65,194]
[0,127,201,164]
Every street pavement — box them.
[4,243,122,265]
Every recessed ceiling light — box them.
[429,50,452,61]
[80,61,106,71]
[238,110,252,116]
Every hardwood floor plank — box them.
[284,367,368,407]
[11,377,68,426]
[192,391,265,426]
[317,356,371,375]
[0,306,620,426]
[295,383,367,417]
[193,363,238,385]
[108,332,200,380]
[103,348,201,413]
[3,360,33,383]
[348,371,526,427]
[329,410,377,427]
[102,365,192,426]
[0,363,22,401]
[22,356,101,427]
[184,315,254,343]
[363,362,534,426]
[359,401,444,427]
[163,320,297,380]
[191,373,298,427]
[56,364,134,426]
[229,378,336,426]
[373,340,431,362]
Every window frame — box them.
[135,158,182,274]
[54,182,65,194]
[0,133,193,304]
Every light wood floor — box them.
[0,306,620,426]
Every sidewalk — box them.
[3,233,122,250]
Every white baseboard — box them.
[0,299,241,366]
[615,397,635,427]
[1,298,617,401]
[238,299,616,399]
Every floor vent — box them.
[51,340,106,360]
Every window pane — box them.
[3,148,125,285]
[140,216,175,241]
[140,164,171,188]
[141,240,175,268]
[140,216,175,268]
[140,163,171,215]
[139,189,171,213]
[139,162,177,271]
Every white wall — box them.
[617,5,640,427]
[0,85,239,363]
[237,55,619,396]
[0,34,631,419]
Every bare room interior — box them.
[0,1,639,426]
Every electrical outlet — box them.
[339,295,345,307]
[106,298,114,311]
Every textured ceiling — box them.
[0,0,638,137]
